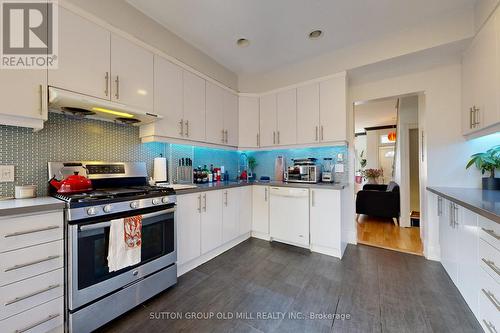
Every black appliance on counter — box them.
[48,161,177,333]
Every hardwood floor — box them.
[357,215,423,255]
[98,238,480,333]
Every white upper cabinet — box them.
[183,71,206,142]
[320,75,347,142]
[238,96,260,148]
[0,69,47,129]
[205,81,225,144]
[147,55,184,139]
[276,89,297,145]
[223,91,239,146]
[110,34,154,111]
[259,94,277,147]
[49,8,111,100]
[297,83,320,144]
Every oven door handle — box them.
[79,208,175,231]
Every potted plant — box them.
[466,145,500,190]
[362,168,383,184]
[248,156,258,181]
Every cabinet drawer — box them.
[0,268,63,320]
[479,216,500,252]
[479,269,500,333]
[479,238,500,284]
[0,240,63,287]
[0,211,63,253]
[0,297,63,333]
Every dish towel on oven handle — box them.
[107,215,142,272]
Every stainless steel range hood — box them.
[48,87,161,125]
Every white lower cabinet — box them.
[310,189,342,257]
[176,193,202,265]
[251,186,270,238]
[200,191,223,254]
[238,187,252,235]
[222,188,239,243]
[438,197,459,284]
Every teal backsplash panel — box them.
[247,146,348,183]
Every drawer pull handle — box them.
[482,228,500,240]
[5,284,61,306]
[4,225,59,238]
[482,288,500,312]
[483,319,498,333]
[482,258,500,277]
[15,313,60,333]
[4,255,60,272]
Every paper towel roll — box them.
[153,157,167,182]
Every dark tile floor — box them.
[98,238,481,333]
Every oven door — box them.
[67,206,176,310]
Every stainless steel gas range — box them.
[48,161,177,333]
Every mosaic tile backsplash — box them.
[0,113,347,197]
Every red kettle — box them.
[50,171,93,194]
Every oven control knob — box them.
[87,207,97,216]
[162,196,170,204]
[103,204,112,213]
[130,201,139,209]
[152,198,161,205]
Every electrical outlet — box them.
[0,165,15,182]
[334,164,344,173]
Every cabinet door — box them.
[176,194,201,265]
[440,199,458,284]
[205,81,225,144]
[0,69,47,127]
[259,94,277,147]
[238,96,260,148]
[456,207,479,316]
[297,83,320,144]
[200,191,223,254]
[320,75,347,142]
[276,89,297,145]
[49,8,110,100]
[310,189,341,252]
[111,34,154,111]
[238,187,252,236]
[252,186,269,236]
[224,91,239,146]
[462,45,476,134]
[148,56,184,138]
[183,71,206,142]
[222,189,239,243]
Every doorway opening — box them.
[354,94,423,255]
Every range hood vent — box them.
[48,87,161,126]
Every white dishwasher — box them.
[269,187,310,248]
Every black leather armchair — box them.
[356,182,400,225]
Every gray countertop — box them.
[0,197,65,217]
[427,187,499,224]
[176,181,346,195]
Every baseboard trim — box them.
[251,231,270,241]
[310,244,341,259]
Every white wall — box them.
[349,61,500,260]
[62,0,238,90]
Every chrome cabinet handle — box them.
[277,131,280,144]
[185,120,189,137]
[5,284,61,306]
[203,193,207,211]
[469,107,473,129]
[225,130,228,143]
[5,225,59,238]
[482,288,500,311]
[453,204,459,227]
[15,313,60,333]
[437,197,442,216]
[179,119,184,136]
[473,106,480,127]
[221,129,225,143]
[321,126,324,141]
[315,126,319,141]
[5,255,60,272]
[482,228,500,240]
[482,319,498,333]
[105,72,109,97]
[273,131,276,144]
[115,76,120,99]
[197,195,201,212]
[482,258,500,277]
[264,188,268,201]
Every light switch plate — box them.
[0,165,15,182]
[334,164,344,173]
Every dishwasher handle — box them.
[269,187,309,198]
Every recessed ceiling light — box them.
[236,38,250,47]
[308,30,323,39]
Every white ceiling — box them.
[127,0,476,74]
[354,98,398,133]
